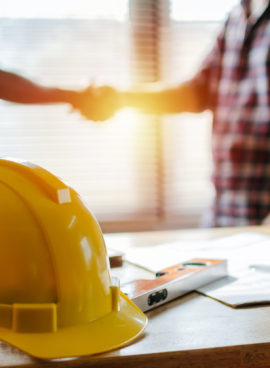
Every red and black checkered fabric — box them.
[190,0,270,226]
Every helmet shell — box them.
[0,159,147,358]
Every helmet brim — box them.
[0,292,147,359]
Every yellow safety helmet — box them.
[0,158,147,359]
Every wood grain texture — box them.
[1,226,270,368]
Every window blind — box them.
[160,0,239,228]
[129,0,223,228]
[0,4,160,232]
[129,0,170,226]
[161,21,219,227]
[0,0,238,232]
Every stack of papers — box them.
[106,232,270,308]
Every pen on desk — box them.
[249,264,270,273]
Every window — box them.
[161,0,239,227]
[0,0,160,231]
[0,0,238,232]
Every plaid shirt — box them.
[191,0,270,227]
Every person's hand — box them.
[72,85,120,121]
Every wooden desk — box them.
[2,226,270,368]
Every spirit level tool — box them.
[121,258,227,312]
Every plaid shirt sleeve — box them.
[188,21,228,112]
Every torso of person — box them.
[211,0,270,226]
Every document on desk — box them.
[198,267,270,307]
[111,232,270,307]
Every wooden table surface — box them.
[2,226,270,368]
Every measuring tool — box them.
[121,258,227,312]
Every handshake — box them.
[70,84,171,121]
[71,85,125,122]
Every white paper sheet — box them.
[198,268,270,307]
[120,232,270,273]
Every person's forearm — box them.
[0,70,79,105]
[121,82,203,114]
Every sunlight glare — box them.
[171,0,239,21]
[2,0,128,20]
